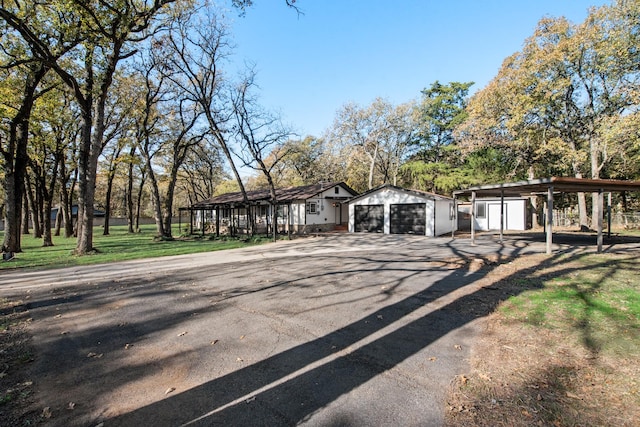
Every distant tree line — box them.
[1,0,638,255]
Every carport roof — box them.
[453,177,640,198]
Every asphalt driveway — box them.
[0,234,564,426]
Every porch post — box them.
[597,189,604,253]
[471,191,476,246]
[215,207,220,237]
[288,203,292,239]
[546,186,553,254]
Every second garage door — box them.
[354,205,384,232]
[390,203,426,234]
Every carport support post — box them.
[597,189,604,253]
[470,191,476,246]
[451,198,456,238]
[499,189,504,244]
[607,192,612,239]
[546,186,553,254]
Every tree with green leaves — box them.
[458,0,640,228]
[400,81,474,194]
[1,0,179,254]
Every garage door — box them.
[390,203,426,234]
[354,205,384,232]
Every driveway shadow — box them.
[105,240,580,426]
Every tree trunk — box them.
[25,175,42,238]
[135,173,145,232]
[42,198,54,247]
[54,194,63,237]
[1,65,47,253]
[145,156,165,237]
[103,173,115,235]
[126,146,136,233]
[21,193,29,235]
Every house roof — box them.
[348,184,452,203]
[453,177,640,198]
[186,182,358,209]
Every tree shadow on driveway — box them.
[104,239,585,427]
[7,234,619,426]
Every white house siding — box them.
[349,186,453,236]
[473,198,527,231]
[434,199,455,236]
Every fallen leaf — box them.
[210,340,219,345]
[87,352,103,359]
[478,373,491,381]
[124,343,132,349]
[459,375,468,385]
[54,314,62,319]
[177,331,187,337]
[429,357,437,362]
[42,407,52,419]
[454,344,462,350]
[240,335,245,340]
[165,387,175,395]
[566,391,581,399]
[68,402,76,410]
[237,357,244,362]
[537,393,543,401]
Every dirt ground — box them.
[444,253,640,427]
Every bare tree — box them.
[231,71,293,240]
[160,7,255,233]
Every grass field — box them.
[0,225,271,270]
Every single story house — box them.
[457,197,531,231]
[182,182,358,235]
[348,184,455,236]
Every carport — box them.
[453,177,640,254]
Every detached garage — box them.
[348,184,455,236]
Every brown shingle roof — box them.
[188,182,356,209]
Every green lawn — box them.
[500,253,640,356]
[0,224,271,270]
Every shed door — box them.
[488,203,507,230]
[354,205,384,233]
[390,203,426,234]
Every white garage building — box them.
[348,185,455,236]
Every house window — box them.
[307,201,318,214]
[476,202,486,219]
[334,187,339,194]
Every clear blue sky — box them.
[226,0,607,138]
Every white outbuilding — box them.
[348,184,455,236]
[457,197,531,232]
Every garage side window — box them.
[476,202,486,218]
[306,201,318,214]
